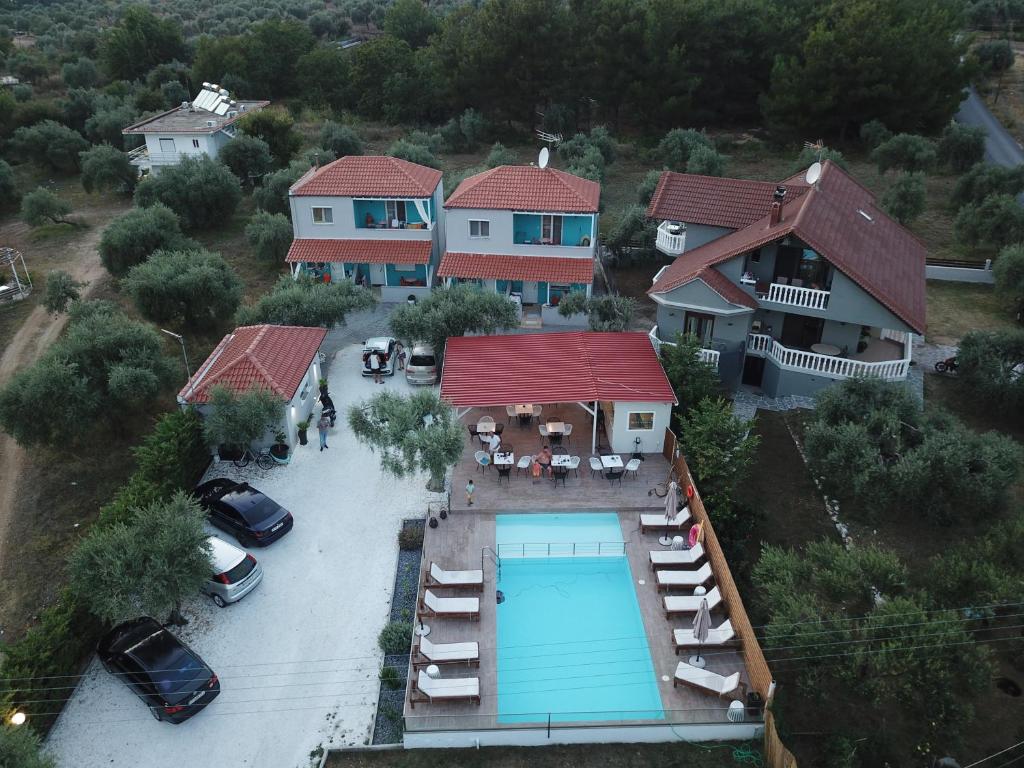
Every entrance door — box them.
[521,281,539,303]
[742,355,765,387]
[369,263,386,286]
[773,245,801,282]
[780,314,824,349]
[683,312,715,347]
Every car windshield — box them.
[410,355,435,367]
[225,488,282,524]
[134,637,206,702]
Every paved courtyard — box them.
[46,342,429,768]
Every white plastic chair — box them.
[562,423,573,443]
[539,424,548,439]
[516,455,532,476]
[589,457,603,477]
[505,405,516,423]
[625,458,642,479]
[474,450,490,472]
[478,416,495,432]
[532,405,542,418]
[568,456,581,477]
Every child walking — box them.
[465,479,475,507]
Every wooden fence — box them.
[666,428,797,768]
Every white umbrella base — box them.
[687,655,707,669]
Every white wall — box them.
[605,401,672,454]
[144,132,217,169]
[444,208,595,260]
[282,357,322,447]
[290,195,435,241]
[403,722,762,748]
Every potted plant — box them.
[217,443,244,461]
[270,431,289,463]
[296,418,311,445]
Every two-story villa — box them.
[439,165,599,326]
[646,161,926,398]
[122,84,268,176]
[285,155,445,302]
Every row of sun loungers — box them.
[639,507,692,534]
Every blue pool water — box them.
[495,513,664,723]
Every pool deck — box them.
[405,509,751,732]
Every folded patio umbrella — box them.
[691,597,711,667]
[660,482,678,545]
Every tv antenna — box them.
[803,139,825,161]
[535,129,562,146]
[538,146,549,169]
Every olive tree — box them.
[951,163,1024,210]
[218,134,274,186]
[202,385,282,453]
[245,210,293,263]
[42,270,85,314]
[880,172,926,224]
[557,292,635,331]
[958,329,1024,413]
[253,160,309,216]
[20,188,73,227]
[79,143,137,195]
[955,193,1024,251]
[871,133,937,174]
[937,122,986,173]
[686,144,726,176]
[0,159,17,207]
[237,275,376,327]
[347,389,464,491]
[994,244,1024,320]
[660,333,722,416]
[10,120,90,172]
[69,492,212,626]
[134,155,241,230]
[655,128,713,172]
[387,139,440,169]
[123,249,242,329]
[98,204,194,276]
[319,121,363,158]
[485,142,517,169]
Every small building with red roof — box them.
[287,155,444,302]
[645,161,925,400]
[440,165,600,327]
[179,324,327,449]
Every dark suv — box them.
[98,617,220,723]
[194,478,294,547]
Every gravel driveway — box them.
[46,341,429,768]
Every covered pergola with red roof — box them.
[440,331,676,455]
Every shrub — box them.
[994,244,1024,320]
[792,145,847,172]
[134,155,241,230]
[871,133,937,174]
[637,169,662,206]
[859,119,892,148]
[661,333,721,416]
[958,328,1024,413]
[237,107,301,166]
[79,143,137,195]
[202,385,282,452]
[937,123,986,173]
[42,270,85,313]
[98,203,194,276]
[319,122,363,158]
[975,39,1015,74]
[484,142,517,169]
[566,144,605,183]
[379,665,402,690]
[253,161,310,216]
[96,475,165,530]
[20,188,72,227]
[61,56,98,88]
[10,120,89,172]
[951,163,1024,210]
[0,159,16,207]
[606,205,656,258]
[387,139,440,169]
[245,210,294,264]
[588,125,617,165]
[0,720,55,767]
[686,144,726,176]
[398,525,424,550]
[656,128,713,172]
[954,193,1024,251]
[218,134,274,186]
[378,621,412,654]
[237,274,377,327]
[123,248,242,329]
[880,172,926,224]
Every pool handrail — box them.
[494,540,627,558]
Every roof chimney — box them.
[769,185,786,226]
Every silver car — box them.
[405,343,437,385]
[202,536,263,607]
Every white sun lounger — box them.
[673,619,736,653]
[656,563,714,591]
[672,661,742,698]
[414,636,480,667]
[428,562,484,591]
[649,542,705,570]
[639,507,691,534]
[409,670,481,707]
[420,589,480,620]
[664,586,721,617]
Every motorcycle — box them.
[934,356,959,374]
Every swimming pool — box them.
[495,513,664,723]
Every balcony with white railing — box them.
[648,326,720,369]
[655,221,686,256]
[760,282,831,310]
[747,331,912,381]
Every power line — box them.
[964,740,1024,768]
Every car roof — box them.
[220,485,270,517]
[99,616,164,656]
[410,343,435,354]
[207,536,246,573]
[363,336,395,350]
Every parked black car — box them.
[194,479,294,547]
[98,617,220,723]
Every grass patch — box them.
[0,295,36,358]
[26,221,87,242]
[925,281,1017,344]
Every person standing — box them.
[466,479,475,507]
[317,413,330,452]
[487,431,502,455]
[396,341,406,371]
[370,351,382,384]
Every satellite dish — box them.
[805,161,822,185]
[538,147,549,169]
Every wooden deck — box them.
[404,507,751,732]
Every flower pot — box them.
[270,443,289,460]
[297,429,308,446]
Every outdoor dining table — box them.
[551,454,573,467]
[810,343,841,356]
[546,421,565,434]
[601,454,624,469]
[514,404,533,416]
[476,421,497,434]
[492,451,515,466]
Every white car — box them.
[361,336,397,376]
[202,536,263,608]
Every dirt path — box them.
[0,202,125,563]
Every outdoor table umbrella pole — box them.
[659,482,678,546]
[688,597,711,669]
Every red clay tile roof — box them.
[438,252,594,283]
[649,162,926,334]
[440,332,676,407]
[290,155,442,197]
[180,325,327,404]
[444,166,600,213]
[286,238,431,264]
[646,172,808,229]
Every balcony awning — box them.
[285,239,431,264]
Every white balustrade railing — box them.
[747,333,910,381]
[747,333,772,355]
[698,348,720,367]
[648,326,719,369]
[656,221,686,255]
[765,282,830,310]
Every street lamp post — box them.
[161,329,194,399]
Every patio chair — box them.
[474,450,491,473]
[532,405,542,418]
[568,456,580,477]
[477,416,496,434]
[649,542,705,570]
[552,467,569,487]
[589,457,603,477]
[562,423,572,443]
[672,662,743,699]
[664,586,722,617]
[639,506,691,534]
[409,670,481,708]
[419,589,480,620]
[497,465,512,485]
[605,469,623,486]
[515,455,532,476]
[427,562,484,591]
[673,620,735,654]
[539,424,549,439]
[505,405,516,423]
[624,458,642,479]
[414,636,480,668]
[656,562,714,592]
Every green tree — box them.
[253,161,310,217]
[958,329,1024,413]
[244,20,316,98]
[938,122,987,172]
[69,492,211,626]
[297,47,350,110]
[218,134,274,186]
[871,133,938,174]
[134,156,242,231]
[20,188,73,227]
[61,56,97,88]
[350,36,416,119]
[388,284,519,362]
[245,211,293,264]
[606,205,656,259]
[655,128,713,172]
[384,0,440,49]
[10,120,90,173]
[479,142,514,169]
[98,6,185,81]
[928,510,1024,606]
[556,292,635,331]
[0,159,16,207]
[192,34,248,85]
[79,144,137,195]
[99,204,194,277]
[975,39,1015,74]
[637,169,662,207]
[347,389,464,491]
[236,275,376,327]
[792,145,848,172]
[84,97,138,149]
[880,172,926,224]
[123,249,242,330]
[0,723,55,768]
[660,333,721,416]
[951,163,1024,209]
[237,108,301,167]
[42,270,85,314]
[202,385,282,453]
[994,244,1024,320]
[955,193,1024,251]
[686,144,726,176]
[387,139,441,169]
[319,122,363,159]
[859,119,892,148]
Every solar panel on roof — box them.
[214,102,229,116]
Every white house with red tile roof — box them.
[440,165,599,326]
[645,162,925,399]
[179,325,327,449]
[286,155,445,302]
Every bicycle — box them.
[233,447,275,470]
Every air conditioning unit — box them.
[227,110,237,118]
[206,120,216,128]
[180,101,189,110]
